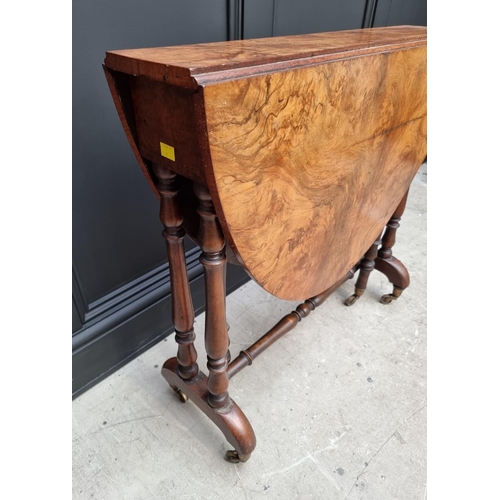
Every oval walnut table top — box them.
[105,26,427,301]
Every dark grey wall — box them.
[373,0,427,28]
[72,0,228,306]
[73,0,426,398]
[244,0,368,38]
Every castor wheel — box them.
[345,287,364,306]
[225,450,251,463]
[170,385,188,403]
[344,294,359,306]
[380,294,396,304]
[380,287,403,305]
[225,450,241,463]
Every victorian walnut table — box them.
[103,25,427,463]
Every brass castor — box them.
[345,288,364,306]
[345,294,359,306]
[380,286,403,305]
[224,450,251,463]
[170,385,188,403]
[225,450,241,463]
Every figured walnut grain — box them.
[202,46,426,300]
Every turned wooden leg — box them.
[194,183,231,410]
[153,165,198,401]
[345,234,382,306]
[164,182,257,463]
[375,190,411,304]
[194,183,255,461]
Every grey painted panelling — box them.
[227,0,244,40]
[72,297,82,333]
[243,0,276,39]
[373,0,427,28]
[272,0,367,36]
[244,0,367,39]
[244,1,426,40]
[72,0,227,305]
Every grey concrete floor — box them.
[73,164,426,500]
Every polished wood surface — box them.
[203,46,426,299]
[105,26,425,88]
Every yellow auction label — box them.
[160,142,175,161]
